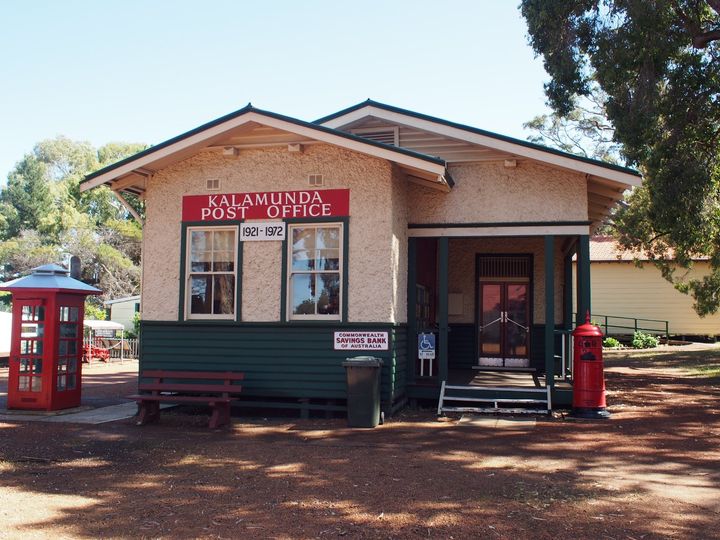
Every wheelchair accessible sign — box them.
[418,333,436,360]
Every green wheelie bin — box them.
[342,356,383,427]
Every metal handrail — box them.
[573,313,669,341]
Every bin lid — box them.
[342,356,383,367]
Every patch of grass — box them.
[690,364,720,378]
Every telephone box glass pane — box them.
[31,377,42,392]
[20,358,30,372]
[57,375,66,391]
[60,323,78,338]
[60,307,69,321]
[18,376,29,391]
[68,358,77,372]
[68,307,78,322]
[33,359,42,374]
[67,374,76,390]
[22,305,32,320]
[58,340,68,355]
[58,359,67,373]
[36,306,45,321]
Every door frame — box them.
[474,253,534,366]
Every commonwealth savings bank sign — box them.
[183,188,350,221]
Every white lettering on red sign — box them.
[333,331,389,351]
[183,189,350,222]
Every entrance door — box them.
[478,282,530,367]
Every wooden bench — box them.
[129,370,244,429]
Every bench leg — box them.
[209,402,231,429]
[136,401,160,425]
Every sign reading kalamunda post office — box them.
[183,189,350,221]
[333,331,389,351]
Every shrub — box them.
[603,337,622,348]
[632,331,659,349]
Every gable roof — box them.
[316,99,642,187]
[81,104,453,194]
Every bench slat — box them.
[129,394,233,404]
[138,383,242,393]
[141,370,245,381]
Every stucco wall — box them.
[447,237,565,325]
[142,144,404,323]
[408,161,588,224]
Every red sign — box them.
[182,189,350,222]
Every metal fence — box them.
[574,313,669,341]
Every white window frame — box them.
[286,222,343,321]
[185,225,238,320]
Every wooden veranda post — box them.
[438,237,449,382]
[576,235,592,321]
[407,237,417,384]
[544,235,555,390]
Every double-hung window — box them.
[186,226,237,319]
[288,223,342,320]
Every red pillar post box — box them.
[0,264,100,411]
[571,313,610,419]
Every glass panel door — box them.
[478,282,530,367]
[478,284,503,366]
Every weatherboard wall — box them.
[140,322,407,409]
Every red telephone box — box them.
[0,264,100,411]
[571,313,610,419]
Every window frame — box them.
[284,220,347,322]
[184,224,240,321]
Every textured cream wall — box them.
[582,262,720,336]
[447,237,565,325]
[408,161,588,223]
[142,144,402,323]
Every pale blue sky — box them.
[0,1,551,181]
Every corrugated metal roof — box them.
[589,237,707,262]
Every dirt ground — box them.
[0,346,719,540]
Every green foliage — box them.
[632,331,660,349]
[603,337,622,348]
[84,301,107,321]
[521,1,720,316]
[128,312,141,339]
[0,137,147,303]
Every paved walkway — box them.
[0,359,139,424]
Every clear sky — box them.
[0,1,551,182]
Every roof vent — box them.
[308,174,324,187]
[350,127,399,146]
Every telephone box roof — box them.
[0,264,101,295]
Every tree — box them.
[0,137,147,306]
[521,0,720,316]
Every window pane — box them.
[60,306,69,321]
[57,375,66,391]
[18,376,29,391]
[68,341,77,355]
[68,358,77,373]
[68,307,79,322]
[20,358,30,373]
[58,359,67,372]
[31,377,42,392]
[67,374,76,390]
[317,274,340,315]
[213,250,234,272]
[191,231,211,271]
[213,230,234,252]
[291,274,315,315]
[317,249,340,271]
[316,227,340,249]
[36,306,45,321]
[190,276,212,314]
[292,228,315,271]
[213,275,235,314]
[22,305,32,320]
[33,359,42,374]
[58,340,68,355]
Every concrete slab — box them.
[458,415,537,428]
[0,402,139,424]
